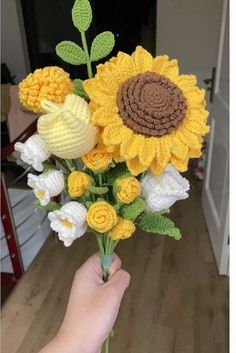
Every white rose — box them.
[141,164,190,212]
[14,134,51,172]
[28,170,64,206]
[48,202,87,247]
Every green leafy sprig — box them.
[56,0,115,98]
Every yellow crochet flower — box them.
[86,201,118,233]
[108,217,136,240]
[116,176,141,204]
[19,66,73,113]
[37,94,97,159]
[84,46,209,175]
[81,146,112,171]
[68,171,90,197]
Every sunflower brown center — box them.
[116,72,187,137]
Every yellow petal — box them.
[96,71,119,96]
[150,157,165,176]
[171,156,189,172]
[89,100,99,113]
[120,133,144,160]
[83,78,115,107]
[96,59,118,82]
[156,137,171,167]
[110,52,136,83]
[168,133,189,159]
[91,106,121,126]
[152,55,169,73]
[161,59,179,81]
[178,128,202,150]
[188,147,202,158]
[174,74,197,91]
[185,106,209,122]
[126,157,147,176]
[184,120,210,135]
[184,87,206,106]
[103,122,124,145]
[131,46,153,73]
[138,137,158,166]
[113,147,123,163]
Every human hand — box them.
[40,253,130,353]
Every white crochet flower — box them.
[14,134,51,172]
[48,202,87,247]
[141,164,190,212]
[28,170,64,206]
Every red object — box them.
[1,118,38,288]
[1,176,24,282]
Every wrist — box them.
[54,326,102,353]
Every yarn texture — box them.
[108,217,135,240]
[68,171,90,197]
[19,67,73,113]
[48,201,87,246]
[84,46,209,176]
[81,146,112,171]
[141,164,190,212]
[37,94,97,159]
[14,134,51,172]
[115,176,141,204]
[28,170,64,206]
[86,201,117,233]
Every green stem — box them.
[105,234,110,254]
[112,239,120,252]
[103,334,110,353]
[98,173,103,187]
[51,155,70,171]
[96,235,104,255]
[81,31,93,78]
[65,159,76,172]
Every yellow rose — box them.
[108,217,136,240]
[68,171,90,197]
[116,176,141,204]
[19,66,73,113]
[81,147,111,171]
[86,201,117,233]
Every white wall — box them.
[156,0,223,79]
[1,0,30,82]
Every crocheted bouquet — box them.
[15,0,209,349]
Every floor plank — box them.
[1,179,229,353]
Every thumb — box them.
[104,269,130,302]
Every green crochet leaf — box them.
[120,198,146,220]
[87,185,109,194]
[72,0,92,32]
[90,31,115,62]
[73,79,89,100]
[158,208,170,215]
[35,200,61,211]
[85,201,93,209]
[56,41,86,65]
[136,211,182,240]
[106,163,131,184]
[42,162,57,172]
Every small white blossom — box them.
[48,202,87,246]
[14,134,51,172]
[28,170,64,206]
[141,164,190,212]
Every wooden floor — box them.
[1,179,229,353]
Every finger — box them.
[104,269,130,301]
[79,252,103,278]
[108,253,122,277]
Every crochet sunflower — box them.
[84,46,209,176]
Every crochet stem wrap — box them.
[101,254,113,281]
